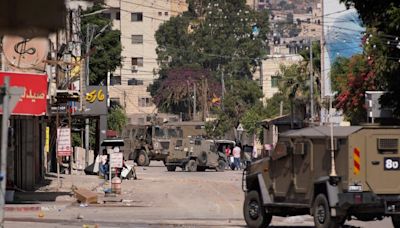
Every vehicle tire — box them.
[243,190,272,228]
[392,215,400,228]
[313,194,341,228]
[136,151,149,166]
[186,159,197,172]
[197,151,208,166]
[216,160,225,172]
[166,165,176,172]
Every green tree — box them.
[81,4,122,85]
[107,106,128,133]
[151,0,270,136]
[263,93,291,118]
[208,79,263,137]
[331,55,376,124]
[153,66,221,119]
[340,0,400,116]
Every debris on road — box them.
[74,188,98,204]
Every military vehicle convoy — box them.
[165,138,233,172]
[243,125,400,228]
[122,123,182,166]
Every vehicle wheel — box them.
[186,159,197,172]
[216,160,225,172]
[313,194,341,228]
[166,165,176,172]
[136,151,149,166]
[243,190,272,228]
[197,151,207,165]
[392,215,400,228]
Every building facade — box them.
[104,0,188,120]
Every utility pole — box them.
[220,65,225,110]
[84,24,95,167]
[0,78,9,227]
[309,38,314,123]
[259,59,263,89]
[193,83,196,120]
[202,78,208,121]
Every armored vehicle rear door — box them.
[206,142,219,167]
[270,141,293,198]
[364,132,400,194]
[292,139,312,194]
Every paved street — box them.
[4,161,395,227]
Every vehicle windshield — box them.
[154,126,165,137]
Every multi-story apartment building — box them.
[104,0,187,119]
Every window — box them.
[271,76,280,88]
[131,35,143,44]
[110,75,121,85]
[158,12,162,16]
[131,12,143,21]
[102,13,111,19]
[131,57,143,67]
[116,12,120,20]
[128,78,144,85]
[164,12,169,16]
[138,97,152,107]
[110,98,121,107]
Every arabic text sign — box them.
[57,127,72,156]
[0,71,48,115]
[110,152,123,168]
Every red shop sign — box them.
[0,71,48,116]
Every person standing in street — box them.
[225,146,232,169]
[232,144,241,170]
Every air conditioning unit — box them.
[132,65,138,72]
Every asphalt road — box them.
[4,161,395,227]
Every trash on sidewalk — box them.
[74,188,98,204]
[38,211,45,218]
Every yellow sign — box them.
[45,127,50,153]
[86,89,105,103]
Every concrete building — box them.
[257,53,303,100]
[104,0,188,121]
[246,0,269,10]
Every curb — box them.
[5,206,41,212]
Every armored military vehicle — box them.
[122,123,182,166]
[243,125,400,228]
[165,138,232,172]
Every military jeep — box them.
[243,125,400,228]
[122,124,180,166]
[165,138,231,172]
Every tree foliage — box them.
[107,106,128,133]
[153,67,220,120]
[81,4,122,85]
[208,79,263,137]
[331,55,376,124]
[151,0,269,136]
[340,0,400,116]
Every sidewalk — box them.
[6,173,111,212]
